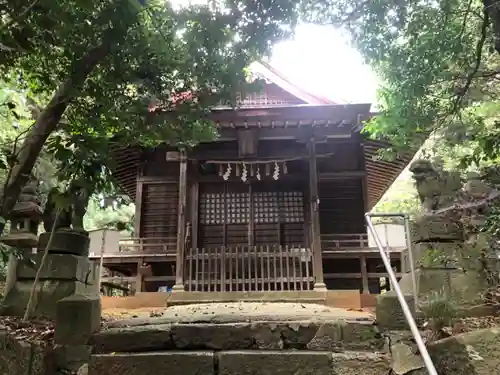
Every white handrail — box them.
[365,212,438,375]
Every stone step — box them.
[88,350,390,375]
[91,320,384,353]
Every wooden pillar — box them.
[308,139,326,291]
[360,255,369,294]
[135,260,143,293]
[173,151,188,291]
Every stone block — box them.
[55,294,101,345]
[54,344,92,372]
[399,268,487,310]
[0,333,33,375]
[218,351,332,375]
[91,324,173,353]
[1,277,98,318]
[331,352,390,375]
[306,322,342,351]
[391,328,500,375]
[412,215,462,242]
[171,323,255,350]
[250,322,284,349]
[31,341,49,375]
[376,291,415,330]
[340,322,384,351]
[88,351,214,375]
[38,230,90,256]
[279,322,318,348]
[169,322,318,350]
[16,253,95,282]
[414,242,465,268]
[306,322,383,351]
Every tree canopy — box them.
[0,0,309,225]
[303,0,500,167]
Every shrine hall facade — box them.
[99,62,413,296]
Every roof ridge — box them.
[252,61,347,105]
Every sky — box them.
[169,0,379,105]
[268,24,379,105]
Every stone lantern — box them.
[0,180,42,250]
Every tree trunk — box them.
[0,42,111,226]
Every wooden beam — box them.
[208,103,371,123]
[319,171,366,180]
[216,127,354,141]
[173,151,188,292]
[324,272,403,279]
[137,176,178,183]
[308,139,326,291]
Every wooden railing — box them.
[320,233,369,251]
[118,237,177,255]
[185,245,314,292]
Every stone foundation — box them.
[1,231,99,318]
[87,303,390,375]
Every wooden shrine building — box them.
[95,62,413,297]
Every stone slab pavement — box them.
[103,302,374,328]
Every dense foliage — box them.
[0,0,307,223]
[303,0,500,167]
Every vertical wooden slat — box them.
[186,247,192,291]
[279,246,284,291]
[266,245,271,291]
[195,248,199,291]
[200,248,205,292]
[210,246,215,292]
[173,151,188,290]
[285,245,291,291]
[248,184,254,246]
[260,246,265,291]
[228,246,233,292]
[247,246,252,291]
[235,246,240,291]
[223,184,228,247]
[305,246,310,290]
[221,246,226,292]
[272,246,278,290]
[207,247,212,292]
[298,247,303,291]
[292,249,297,291]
